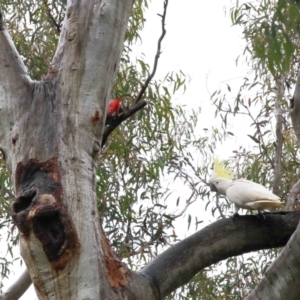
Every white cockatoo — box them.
[209,158,282,215]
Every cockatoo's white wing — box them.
[234,178,278,196]
[226,178,281,211]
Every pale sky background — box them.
[2,1,251,298]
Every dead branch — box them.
[134,0,168,104]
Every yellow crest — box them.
[214,158,234,180]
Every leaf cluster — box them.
[231,0,300,77]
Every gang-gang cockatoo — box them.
[209,158,282,215]
[105,98,122,125]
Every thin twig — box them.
[134,0,168,104]
[215,195,227,219]
[118,219,165,258]
[43,0,61,33]
[172,190,197,219]
[101,0,169,147]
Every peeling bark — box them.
[12,158,80,271]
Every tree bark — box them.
[272,75,285,196]
[0,269,31,300]
[245,220,300,300]
[2,1,300,299]
[0,1,160,299]
[285,179,300,211]
[142,212,300,298]
[2,212,299,299]
[291,71,300,148]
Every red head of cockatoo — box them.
[105,98,122,125]
[107,98,122,116]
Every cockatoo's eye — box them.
[216,181,219,184]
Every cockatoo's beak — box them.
[210,184,217,192]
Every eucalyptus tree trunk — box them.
[3,1,300,299]
[0,1,157,299]
[245,70,300,300]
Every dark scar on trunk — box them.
[12,157,80,270]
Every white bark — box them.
[245,221,300,300]
[0,1,159,299]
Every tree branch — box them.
[141,211,300,298]
[285,179,300,211]
[43,0,61,33]
[241,103,274,168]
[101,100,147,147]
[0,11,32,86]
[0,269,32,300]
[290,71,300,148]
[0,11,33,157]
[272,75,286,195]
[172,190,197,219]
[245,219,300,300]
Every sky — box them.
[139,0,253,154]
[1,1,250,298]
